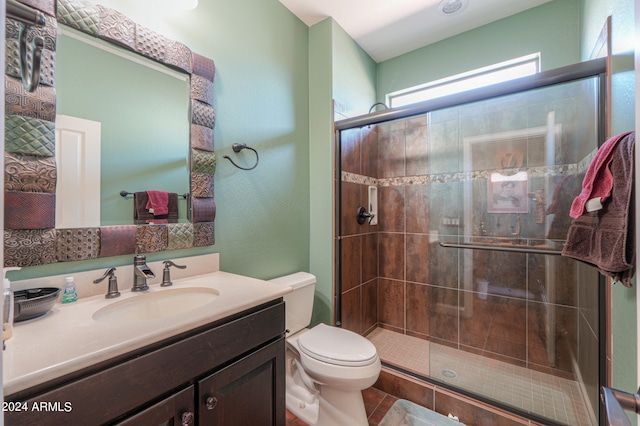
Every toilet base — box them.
[287,384,369,426]
[316,386,368,426]
[286,355,320,425]
[286,387,319,425]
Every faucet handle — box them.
[93,267,121,299]
[161,260,187,287]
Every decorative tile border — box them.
[18,0,56,17]
[4,153,57,193]
[194,222,215,247]
[4,228,57,267]
[5,75,57,121]
[55,228,100,261]
[341,172,378,186]
[135,225,168,253]
[191,173,214,198]
[190,75,214,105]
[167,223,194,250]
[96,5,135,50]
[56,0,100,36]
[342,164,578,188]
[98,225,136,258]
[192,149,216,174]
[5,115,55,157]
[191,100,216,128]
[5,191,55,229]
[191,124,215,151]
[164,40,192,74]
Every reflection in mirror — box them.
[56,26,190,226]
[4,0,216,268]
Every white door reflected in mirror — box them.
[55,115,101,228]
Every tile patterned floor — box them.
[367,327,594,426]
[286,387,396,426]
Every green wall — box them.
[376,0,581,103]
[331,20,377,117]
[581,0,638,415]
[307,18,377,326]
[10,0,311,282]
[308,18,334,326]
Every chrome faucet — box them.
[133,255,154,292]
[93,267,121,298]
[161,260,187,287]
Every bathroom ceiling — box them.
[278,0,553,62]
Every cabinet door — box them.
[198,338,285,426]
[115,385,195,426]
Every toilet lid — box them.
[297,323,378,367]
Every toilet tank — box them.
[268,272,316,335]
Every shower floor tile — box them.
[367,327,594,426]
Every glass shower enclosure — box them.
[335,59,606,426]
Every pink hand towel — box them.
[146,190,169,216]
[569,131,633,218]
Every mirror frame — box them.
[4,0,216,267]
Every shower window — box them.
[386,53,540,108]
[337,61,605,426]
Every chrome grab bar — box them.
[438,240,563,256]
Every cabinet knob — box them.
[181,411,194,426]
[205,396,218,410]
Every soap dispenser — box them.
[3,267,20,346]
[61,277,78,304]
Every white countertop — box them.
[3,270,290,396]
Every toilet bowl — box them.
[270,273,381,426]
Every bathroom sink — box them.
[92,287,220,323]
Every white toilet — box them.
[269,272,381,426]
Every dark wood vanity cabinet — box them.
[198,339,284,425]
[5,300,286,426]
[115,385,196,426]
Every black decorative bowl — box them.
[13,287,60,322]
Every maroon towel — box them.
[134,192,179,223]
[570,131,633,218]
[562,131,635,286]
[146,190,169,216]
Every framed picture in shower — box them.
[487,171,529,213]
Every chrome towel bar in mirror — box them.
[120,191,189,199]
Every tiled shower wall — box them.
[338,78,602,414]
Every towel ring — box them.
[223,143,259,171]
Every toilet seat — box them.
[297,324,378,367]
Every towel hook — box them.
[223,143,259,170]
[7,0,46,92]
